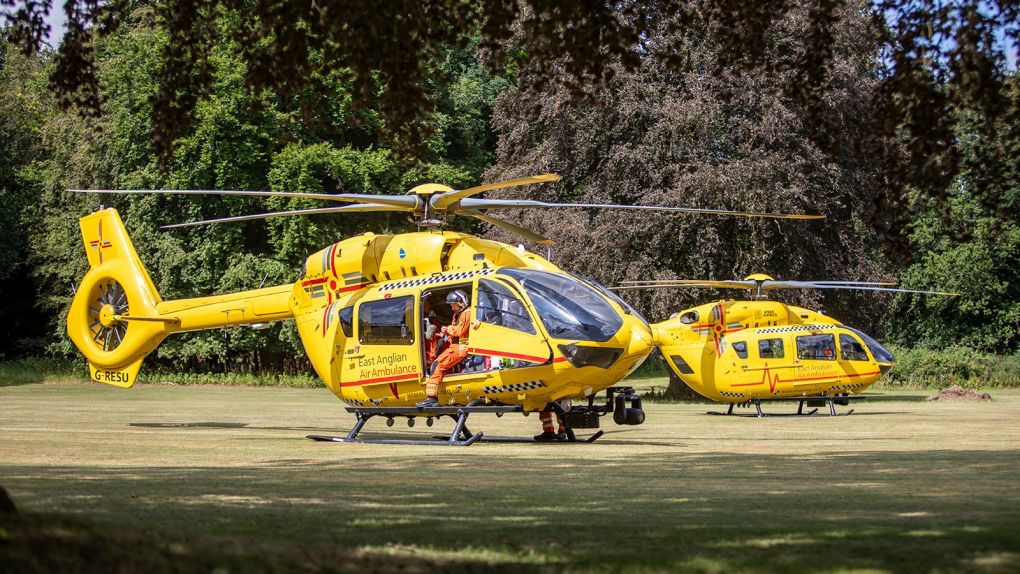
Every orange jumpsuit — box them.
[424,307,472,398]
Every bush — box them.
[879,346,1020,388]
[0,357,320,388]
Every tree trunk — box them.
[664,368,702,401]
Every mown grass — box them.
[2,383,1019,573]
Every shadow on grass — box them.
[4,449,1020,573]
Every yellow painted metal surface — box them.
[653,300,890,403]
[67,208,654,411]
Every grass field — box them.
[2,380,1020,573]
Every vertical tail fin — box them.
[67,208,174,387]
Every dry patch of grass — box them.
[2,383,1020,573]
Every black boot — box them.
[533,431,559,442]
[416,396,439,408]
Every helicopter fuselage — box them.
[289,231,653,411]
[652,300,895,403]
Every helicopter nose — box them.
[625,316,654,359]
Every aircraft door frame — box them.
[340,294,422,402]
[467,276,552,370]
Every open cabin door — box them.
[468,277,551,367]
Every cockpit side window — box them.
[476,279,536,334]
[498,268,623,342]
[846,327,896,363]
[796,334,836,361]
[839,334,870,361]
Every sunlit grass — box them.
[2,383,1020,573]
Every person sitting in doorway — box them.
[417,289,474,407]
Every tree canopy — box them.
[0,0,1016,367]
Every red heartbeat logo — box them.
[732,363,782,393]
[88,221,113,263]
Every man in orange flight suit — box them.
[417,289,473,407]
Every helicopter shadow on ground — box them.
[128,422,339,433]
[3,448,1019,573]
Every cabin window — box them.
[840,334,870,361]
[796,334,836,361]
[758,338,785,359]
[732,341,748,359]
[338,306,354,337]
[358,296,414,345]
[476,279,536,334]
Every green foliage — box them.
[886,78,1020,353]
[879,346,1020,388]
[4,8,506,372]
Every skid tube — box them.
[306,386,644,446]
[707,394,864,417]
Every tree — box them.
[11,7,508,369]
[2,0,1016,235]
[886,73,1020,353]
[485,1,889,331]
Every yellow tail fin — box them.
[67,208,294,388]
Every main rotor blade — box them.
[71,189,419,209]
[613,282,755,291]
[431,174,562,211]
[760,281,896,290]
[772,283,958,295]
[618,280,757,289]
[460,211,554,245]
[161,203,411,229]
[613,281,955,296]
[460,199,824,220]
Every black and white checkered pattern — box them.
[482,380,545,394]
[378,268,495,291]
[720,391,746,399]
[827,382,869,391]
[755,324,828,334]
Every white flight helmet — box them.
[446,289,469,307]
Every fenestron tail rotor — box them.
[88,279,129,352]
[72,174,825,243]
[615,274,957,299]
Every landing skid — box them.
[307,405,522,446]
[708,395,864,417]
[307,386,642,446]
[447,429,607,444]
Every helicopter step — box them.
[707,394,865,417]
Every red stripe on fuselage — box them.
[341,373,420,388]
[468,347,548,363]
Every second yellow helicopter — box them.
[617,275,952,416]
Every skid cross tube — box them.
[707,395,865,417]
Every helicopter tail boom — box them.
[67,208,294,388]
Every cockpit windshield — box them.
[498,268,623,341]
[570,272,651,331]
[846,327,896,363]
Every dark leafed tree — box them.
[2,0,1016,262]
[485,1,889,331]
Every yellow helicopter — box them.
[67,175,821,443]
[616,274,953,416]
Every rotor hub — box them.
[99,304,118,327]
